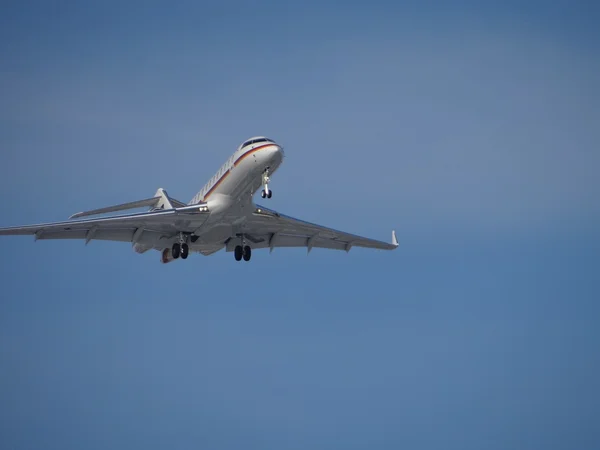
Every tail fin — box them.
[151,188,174,211]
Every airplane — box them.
[0,136,398,263]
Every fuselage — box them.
[189,136,284,205]
[134,136,285,256]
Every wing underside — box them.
[0,200,397,256]
[0,206,210,249]
[229,204,398,253]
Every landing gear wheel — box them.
[267,190,272,199]
[234,245,243,261]
[261,190,266,198]
[181,243,189,259]
[172,243,181,259]
[243,245,252,262]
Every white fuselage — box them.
[134,138,285,255]
[190,140,284,206]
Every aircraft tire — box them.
[243,245,252,261]
[234,245,243,261]
[172,243,181,259]
[181,243,189,259]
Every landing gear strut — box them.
[260,168,273,199]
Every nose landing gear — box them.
[260,168,273,199]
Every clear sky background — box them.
[0,1,599,449]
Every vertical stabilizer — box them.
[152,188,173,210]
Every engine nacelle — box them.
[161,248,177,264]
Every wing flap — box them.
[33,229,137,242]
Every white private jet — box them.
[0,136,398,263]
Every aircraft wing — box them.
[236,204,398,252]
[0,205,209,244]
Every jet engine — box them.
[161,248,177,264]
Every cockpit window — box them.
[241,137,272,148]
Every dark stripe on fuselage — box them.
[204,144,273,200]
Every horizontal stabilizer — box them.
[69,188,189,219]
[169,198,187,208]
[69,197,160,219]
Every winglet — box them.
[392,230,398,247]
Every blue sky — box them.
[0,1,599,449]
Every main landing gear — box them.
[171,233,190,260]
[172,242,189,259]
[234,234,251,262]
[260,167,273,199]
[234,245,252,262]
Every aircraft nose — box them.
[266,144,284,159]
[259,143,284,165]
